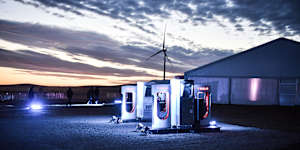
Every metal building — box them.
[185,38,300,106]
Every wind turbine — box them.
[147,25,170,80]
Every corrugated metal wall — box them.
[187,77,229,104]
[279,79,298,106]
[186,76,300,106]
[297,79,300,105]
[231,78,278,105]
[184,76,300,106]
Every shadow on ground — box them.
[212,104,300,132]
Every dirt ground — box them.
[0,105,299,150]
[212,104,300,132]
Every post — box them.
[228,78,232,105]
[295,79,298,106]
[277,79,280,105]
[163,56,166,80]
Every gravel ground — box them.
[0,106,299,150]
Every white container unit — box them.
[151,82,171,129]
[170,79,194,127]
[151,79,194,130]
[121,85,137,121]
[170,79,181,127]
[136,82,152,121]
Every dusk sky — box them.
[1,0,300,86]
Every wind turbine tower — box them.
[147,26,169,80]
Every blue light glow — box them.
[30,104,42,110]
[209,121,217,126]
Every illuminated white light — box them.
[170,79,181,127]
[31,104,42,110]
[250,78,260,101]
[137,82,145,119]
[114,100,122,104]
[209,125,218,128]
[209,121,217,126]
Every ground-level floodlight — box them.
[30,104,42,110]
[209,121,217,126]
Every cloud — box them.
[195,0,300,36]
[14,0,84,16]
[0,19,235,80]
[0,19,118,49]
[17,70,106,80]
[13,0,300,36]
[167,45,234,69]
[0,48,156,77]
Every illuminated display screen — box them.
[197,92,205,99]
[156,92,169,120]
[125,92,134,113]
[158,92,166,112]
[182,83,193,97]
[196,91,209,119]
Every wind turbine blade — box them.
[146,50,163,60]
[166,55,171,63]
[162,25,167,50]
[166,56,174,70]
